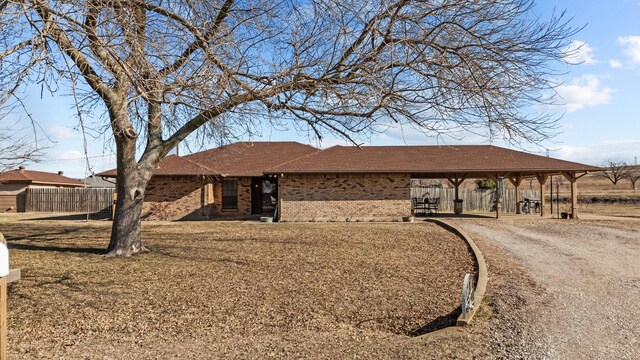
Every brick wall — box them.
[141,176,206,220]
[279,173,411,221]
[141,175,253,221]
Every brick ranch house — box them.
[99,142,599,221]
[99,142,318,220]
[0,167,85,212]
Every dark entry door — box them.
[251,177,263,214]
[262,177,277,214]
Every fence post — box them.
[112,192,117,220]
[0,241,9,360]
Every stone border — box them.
[426,219,488,326]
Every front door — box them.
[261,177,277,214]
[251,177,278,215]
[251,177,263,214]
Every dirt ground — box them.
[2,212,636,359]
[579,203,640,218]
[450,216,640,359]
[0,215,482,359]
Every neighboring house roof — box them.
[265,145,600,176]
[0,168,85,186]
[98,154,218,177]
[83,175,116,188]
[184,141,319,177]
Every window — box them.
[222,178,238,209]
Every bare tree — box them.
[0,127,40,173]
[547,174,564,196]
[599,160,631,186]
[1,0,577,256]
[0,93,40,172]
[627,166,640,191]
[553,175,565,194]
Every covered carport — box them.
[411,169,595,219]
[267,144,600,221]
[405,145,600,219]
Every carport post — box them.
[495,175,502,219]
[447,174,468,214]
[447,174,467,200]
[571,178,578,219]
[536,173,549,217]
[563,171,582,220]
[508,176,523,214]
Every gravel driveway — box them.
[449,218,640,359]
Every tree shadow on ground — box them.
[22,213,112,221]
[7,242,104,255]
[416,213,495,219]
[3,228,85,242]
[409,307,461,336]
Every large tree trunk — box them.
[106,177,147,257]
[105,131,150,257]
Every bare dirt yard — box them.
[450,216,640,359]
[0,214,482,359]
[580,203,640,218]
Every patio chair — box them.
[425,197,440,216]
[412,197,427,216]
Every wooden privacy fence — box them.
[411,188,540,213]
[25,188,115,213]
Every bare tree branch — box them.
[625,166,639,191]
[598,160,631,186]
[1,0,579,255]
[0,116,41,172]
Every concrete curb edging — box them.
[427,219,488,326]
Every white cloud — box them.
[554,141,640,165]
[315,137,352,149]
[48,125,76,140]
[555,145,594,161]
[555,74,614,112]
[617,35,640,63]
[49,150,84,160]
[564,40,598,65]
[608,59,623,69]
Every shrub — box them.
[475,178,496,189]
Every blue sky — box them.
[13,0,640,178]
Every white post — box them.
[0,242,9,360]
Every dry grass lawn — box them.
[0,215,475,359]
[579,203,640,218]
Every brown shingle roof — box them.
[0,168,85,186]
[184,141,319,177]
[97,155,218,177]
[266,145,600,175]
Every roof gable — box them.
[97,154,218,177]
[184,141,319,177]
[97,142,319,178]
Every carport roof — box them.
[265,145,600,177]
